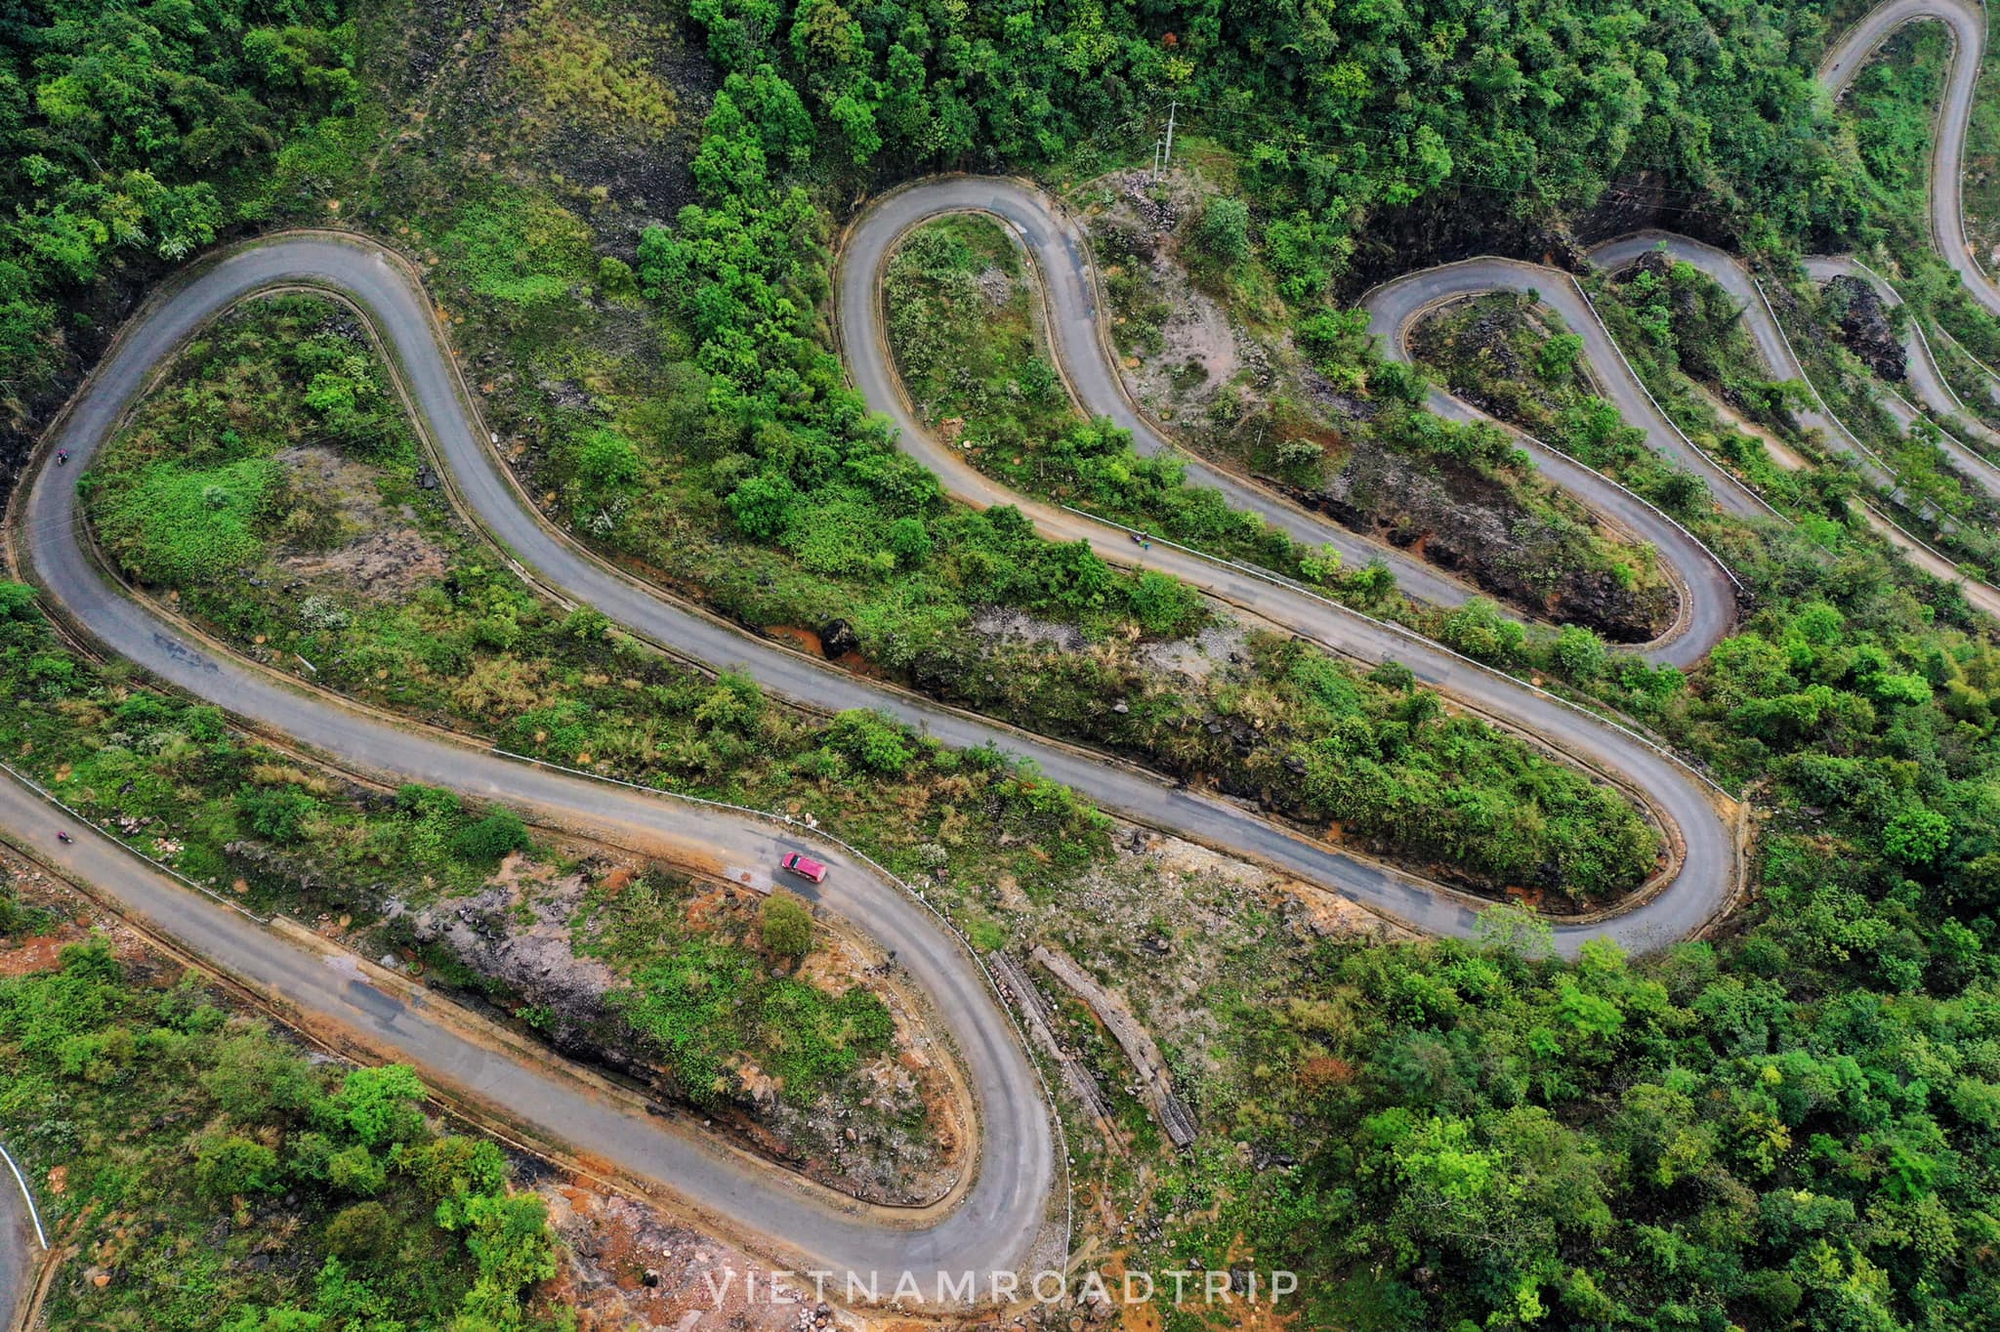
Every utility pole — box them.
[1149,100,1179,181]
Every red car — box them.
[780,852,828,883]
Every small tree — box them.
[826,709,913,774]
[1196,195,1251,265]
[239,783,321,843]
[328,1143,388,1196]
[1126,569,1202,637]
[1300,545,1344,586]
[727,471,799,540]
[1536,332,1585,384]
[761,890,813,964]
[331,1064,428,1148]
[1554,624,1608,681]
[1276,437,1325,472]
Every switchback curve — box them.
[1821,0,2000,317]
[835,184,1740,954]
[3,215,1741,1296]
[14,237,1059,1295]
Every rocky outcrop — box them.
[384,865,955,1206]
[1827,274,1907,382]
[1294,448,1676,642]
[392,872,631,1070]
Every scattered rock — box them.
[816,618,859,658]
[1826,273,1907,382]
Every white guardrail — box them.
[0,1140,48,1251]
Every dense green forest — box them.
[1246,355,2000,1331]
[0,0,362,430]
[576,5,2000,1328]
[646,0,1859,555]
[690,0,1859,244]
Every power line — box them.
[1138,90,1877,204]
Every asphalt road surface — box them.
[9,223,1736,1303]
[0,765,1055,1290]
[836,189,1743,956]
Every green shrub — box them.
[324,1201,396,1264]
[1554,624,1609,680]
[1535,330,1583,382]
[825,709,914,775]
[330,1065,427,1149]
[727,471,799,540]
[1125,569,1203,636]
[450,811,531,864]
[239,784,322,844]
[571,427,642,488]
[196,1136,281,1199]
[758,980,892,1093]
[327,1144,388,1196]
[440,192,594,309]
[1441,598,1527,666]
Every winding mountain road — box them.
[847,180,1751,666]
[2,0,1984,1302]
[3,223,1731,1296]
[835,186,1739,959]
[15,239,1062,1292]
[1822,0,2000,317]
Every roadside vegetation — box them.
[877,219,1661,900]
[570,871,897,1114]
[1414,287,1806,510]
[1790,23,2000,579]
[882,212,1331,580]
[1838,19,2000,386]
[0,940,562,1330]
[1084,244,2000,1330]
[0,488,956,1192]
